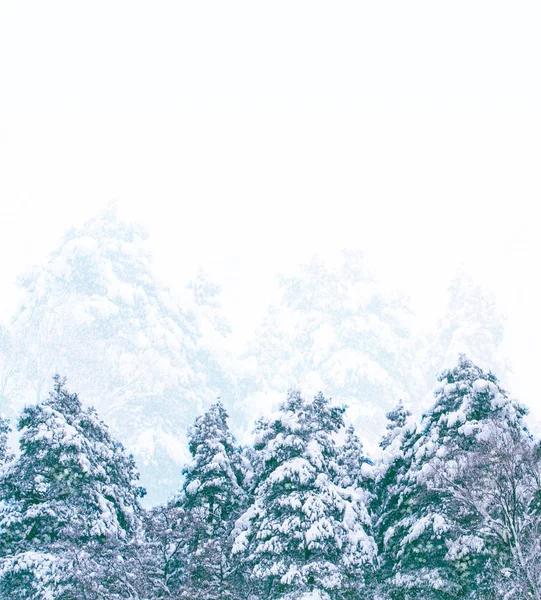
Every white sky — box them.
[1,1,540,424]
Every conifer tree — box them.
[421,272,510,412]
[8,203,229,504]
[0,376,144,599]
[379,400,412,451]
[335,424,377,595]
[377,355,528,599]
[242,251,420,453]
[176,401,244,600]
[235,391,376,600]
[372,400,416,598]
[336,425,370,489]
[426,406,541,599]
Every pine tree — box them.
[0,375,144,599]
[336,425,371,489]
[421,272,510,412]
[379,400,412,451]
[236,391,376,600]
[175,401,244,600]
[185,268,240,413]
[8,203,227,504]
[372,400,416,598]
[377,355,528,599]
[241,251,420,454]
[335,424,377,596]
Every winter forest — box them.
[3,0,541,595]
[0,206,539,599]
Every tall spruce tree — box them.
[420,272,510,413]
[7,203,230,505]
[175,401,244,600]
[0,376,144,599]
[335,424,377,595]
[379,400,412,451]
[414,401,541,600]
[336,425,370,489]
[372,400,416,599]
[376,355,528,599]
[241,251,420,453]
[235,391,376,600]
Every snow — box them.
[297,592,326,600]
[472,378,489,391]
[268,458,315,487]
[0,206,520,514]
[445,407,468,427]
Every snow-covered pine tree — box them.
[8,203,227,505]
[175,401,244,600]
[185,269,239,413]
[0,375,144,599]
[372,400,416,598]
[377,355,528,599]
[241,251,420,454]
[379,400,412,451]
[336,425,370,489]
[334,424,377,596]
[421,272,510,412]
[235,390,376,600]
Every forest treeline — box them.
[0,355,540,599]
[0,204,509,507]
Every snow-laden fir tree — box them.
[334,423,377,594]
[376,355,529,599]
[336,425,371,489]
[0,376,144,600]
[175,401,245,600]
[372,400,416,598]
[412,362,541,600]
[185,269,241,414]
[379,400,412,451]
[241,251,421,453]
[234,391,376,600]
[6,203,230,505]
[420,272,510,412]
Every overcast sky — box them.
[1,1,540,423]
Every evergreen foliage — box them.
[176,401,245,599]
[241,252,421,451]
[0,376,144,599]
[5,204,231,505]
[235,391,376,600]
[379,400,412,451]
[375,355,530,599]
[0,357,539,599]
